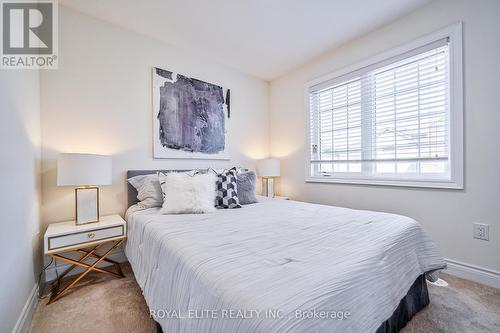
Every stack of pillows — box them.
[127,168,258,214]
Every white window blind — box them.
[309,38,456,185]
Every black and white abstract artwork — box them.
[153,67,230,159]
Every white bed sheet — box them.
[125,197,445,333]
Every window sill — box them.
[305,176,463,189]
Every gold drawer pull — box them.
[87,232,95,239]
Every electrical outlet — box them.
[473,223,489,241]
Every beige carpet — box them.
[28,264,500,333]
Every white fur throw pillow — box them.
[159,172,217,214]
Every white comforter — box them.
[125,197,445,333]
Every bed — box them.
[124,170,446,333]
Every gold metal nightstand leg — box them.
[48,239,124,304]
[76,248,124,276]
[57,244,102,281]
[51,255,125,278]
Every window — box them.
[307,24,463,188]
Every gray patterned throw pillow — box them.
[211,168,241,209]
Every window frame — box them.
[304,22,463,189]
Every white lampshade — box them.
[57,153,112,186]
[257,158,280,177]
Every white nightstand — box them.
[44,215,126,303]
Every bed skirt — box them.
[156,274,429,333]
[375,274,429,333]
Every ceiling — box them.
[60,0,432,80]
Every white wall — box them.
[0,70,41,332]
[269,0,500,271]
[40,6,270,225]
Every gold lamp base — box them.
[75,187,100,225]
[262,178,275,198]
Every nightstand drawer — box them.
[48,225,125,251]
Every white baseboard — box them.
[444,258,500,290]
[12,284,38,333]
[44,248,127,282]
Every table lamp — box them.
[257,158,280,197]
[57,153,112,225]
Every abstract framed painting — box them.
[152,67,230,159]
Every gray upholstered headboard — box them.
[126,170,188,208]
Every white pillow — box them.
[127,174,163,208]
[159,172,217,214]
